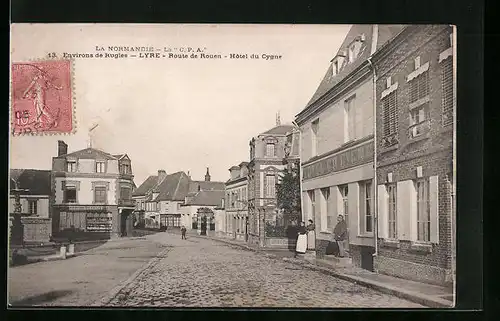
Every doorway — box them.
[360,246,374,271]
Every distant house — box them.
[51,140,136,238]
[9,169,52,218]
[182,168,225,230]
[224,162,249,240]
[134,167,225,230]
[133,170,190,229]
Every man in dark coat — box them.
[333,215,348,257]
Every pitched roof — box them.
[302,24,406,110]
[260,124,295,136]
[155,171,191,201]
[63,147,118,160]
[10,169,52,195]
[133,175,158,196]
[189,180,225,193]
[184,190,225,206]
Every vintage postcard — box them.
[9,24,456,308]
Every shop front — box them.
[301,137,375,270]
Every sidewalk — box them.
[167,229,454,308]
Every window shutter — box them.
[429,175,440,243]
[377,185,388,239]
[397,181,412,240]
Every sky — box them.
[10,24,351,185]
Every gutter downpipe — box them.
[367,56,378,259]
[291,120,304,223]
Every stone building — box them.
[223,162,249,240]
[184,168,225,230]
[372,25,455,286]
[133,170,190,229]
[10,169,52,218]
[295,25,404,270]
[247,119,294,247]
[51,140,136,238]
[134,168,224,230]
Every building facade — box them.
[372,25,455,286]
[247,121,294,247]
[224,162,249,240]
[51,140,136,238]
[133,170,190,229]
[295,25,404,270]
[134,168,224,230]
[185,168,225,230]
[10,169,52,218]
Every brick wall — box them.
[373,25,454,284]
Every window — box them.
[242,187,247,204]
[94,186,107,203]
[332,60,339,76]
[320,188,330,231]
[177,203,181,210]
[344,96,357,142]
[64,186,77,203]
[409,104,429,138]
[416,178,431,242]
[339,185,349,226]
[348,44,355,62]
[442,58,454,126]
[308,190,316,221]
[409,71,429,104]
[120,164,131,174]
[359,181,373,233]
[96,161,106,173]
[157,202,160,211]
[120,186,131,200]
[266,143,275,157]
[67,161,77,172]
[311,119,319,157]
[28,199,38,215]
[387,184,398,239]
[266,175,276,198]
[382,91,398,138]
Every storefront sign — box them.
[303,141,374,180]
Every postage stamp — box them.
[11,59,74,135]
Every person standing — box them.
[294,221,307,258]
[333,215,348,257]
[181,225,187,240]
[306,219,316,251]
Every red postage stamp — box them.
[11,60,74,135]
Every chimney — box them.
[58,140,68,156]
[229,166,240,180]
[276,111,281,126]
[158,169,167,184]
[205,167,211,182]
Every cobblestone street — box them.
[106,233,424,308]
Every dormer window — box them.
[332,60,339,76]
[96,160,106,173]
[331,51,346,76]
[348,35,364,63]
[67,160,77,172]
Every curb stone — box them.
[168,231,452,308]
[90,245,171,306]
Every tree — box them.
[276,163,301,222]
